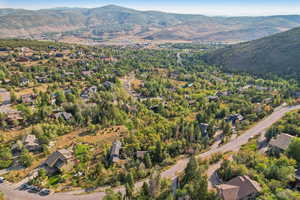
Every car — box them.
[28,186,41,193]
[19,183,30,190]
[0,177,5,183]
[39,189,53,196]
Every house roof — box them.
[45,149,72,168]
[110,140,121,157]
[22,134,37,145]
[218,175,261,200]
[269,133,295,150]
[217,184,240,200]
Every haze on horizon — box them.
[1,0,300,16]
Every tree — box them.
[287,138,300,164]
[182,156,198,185]
[19,149,33,167]
[144,153,152,168]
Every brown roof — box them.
[218,176,261,200]
[45,149,72,168]
[269,133,295,150]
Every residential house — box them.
[110,140,122,163]
[35,76,48,83]
[22,134,41,152]
[136,151,148,159]
[20,78,29,86]
[208,96,219,102]
[80,86,97,99]
[226,114,244,126]
[55,53,64,58]
[294,91,300,98]
[81,71,92,76]
[44,149,73,174]
[217,175,261,200]
[200,123,209,137]
[53,112,73,121]
[16,56,30,62]
[216,91,230,97]
[21,94,35,104]
[269,133,294,152]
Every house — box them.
[103,81,114,89]
[21,94,35,104]
[35,76,48,83]
[217,175,261,200]
[16,56,30,62]
[208,96,219,102]
[200,123,209,137]
[81,71,92,76]
[5,110,23,127]
[216,91,230,97]
[110,140,122,163]
[22,134,41,152]
[269,133,294,152]
[136,151,148,159]
[80,86,97,99]
[20,78,29,86]
[44,149,73,174]
[294,91,300,98]
[226,114,244,126]
[53,112,73,121]
[55,53,64,58]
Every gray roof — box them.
[269,133,295,150]
[110,140,121,159]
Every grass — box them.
[0,191,4,200]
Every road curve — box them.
[1,105,300,200]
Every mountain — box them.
[203,27,300,76]
[1,5,300,44]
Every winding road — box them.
[1,105,300,200]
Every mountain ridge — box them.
[1,5,300,43]
[203,27,300,77]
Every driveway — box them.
[1,105,300,200]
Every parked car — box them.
[0,177,5,183]
[39,189,53,196]
[28,186,41,193]
[19,183,30,190]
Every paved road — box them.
[1,105,300,200]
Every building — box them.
[22,134,41,152]
[53,112,73,121]
[21,94,35,104]
[80,86,97,99]
[20,78,29,86]
[44,149,73,174]
[200,123,209,137]
[110,140,122,163]
[208,96,219,102]
[226,114,244,126]
[269,133,294,152]
[136,151,148,159]
[217,175,261,200]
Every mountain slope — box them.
[203,27,300,75]
[1,5,300,43]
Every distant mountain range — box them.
[1,5,300,44]
[203,27,300,77]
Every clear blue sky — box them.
[1,0,300,16]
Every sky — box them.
[1,0,300,16]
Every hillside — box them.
[1,5,300,44]
[203,27,300,77]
